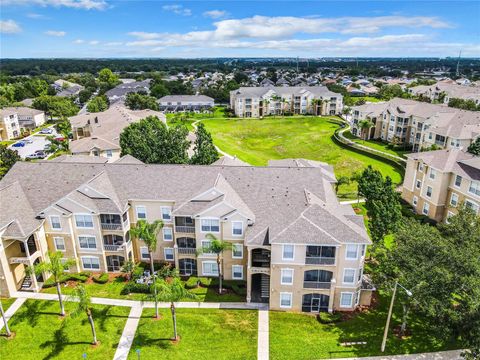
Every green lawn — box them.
[347,96,382,105]
[270,292,459,360]
[0,297,16,312]
[0,140,15,147]
[0,299,130,360]
[343,131,409,158]
[128,308,257,360]
[202,116,403,199]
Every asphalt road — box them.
[8,126,59,159]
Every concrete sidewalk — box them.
[113,305,143,360]
[334,350,463,360]
[257,309,269,360]
[0,298,26,331]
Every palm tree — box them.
[280,98,289,116]
[156,276,197,341]
[358,118,374,141]
[72,284,97,345]
[130,219,164,318]
[311,98,324,116]
[335,176,350,194]
[197,234,234,294]
[34,251,75,316]
[263,98,270,116]
[271,95,281,118]
[0,290,11,337]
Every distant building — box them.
[2,107,45,130]
[408,81,480,106]
[105,80,151,104]
[0,108,20,140]
[53,79,85,97]
[230,86,343,117]
[158,95,214,113]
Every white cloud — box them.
[203,10,228,19]
[27,12,46,18]
[0,20,22,33]
[89,40,99,45]
[45,30,66,36]
[162,4,191,16]
[1,0,108,10]
[73,39,85,44]
[104,41,122,46]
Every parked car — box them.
[12,141,25,147]
[24,138,33,144]
[54,137,65,142]
[34,150,46,156]
[44,144,51,151]
[26,152,47,160]
[39,128,53,134]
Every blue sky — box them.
[1,0,479,58]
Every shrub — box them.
[121,282,150,295]
[185,277,200,289]
[318,312,343,324]
[93,273,109,284]
[79,271,92,278]
[42,272,89,287]
[232,284,247,296]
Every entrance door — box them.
[311,296,321,312]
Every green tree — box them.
[34,251,76,316]
[120,116,190,164]
[150,82,170,98]
[46,135,69,154]
[197,234,234,294]
[125,92,159,111]
[72,284,98,345]
[190,122,219,165]
[378,84,404,100]
[156,276,197,340]
[54,117,72,137]
[120,260,138,281]
[86,95,108,113]
[0,145,21,180]
[467,137,480,155]
[130,219,164,318]
[97,68,120,90]
[32,95,78,120]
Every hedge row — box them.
[43,271,92,288]
[92,273,109,284]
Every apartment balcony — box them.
[9,250,41,265]
[103,234,128,252]
[175,217,195,233]
[100,213,129,231]
[178,248,196,255]
[101,223,122,230]
[303,270,333,290]
[305,246,336,265]
[175,226,195,233]
[305,256,335,265]
[303,281,331,289]
[251,248,270,268]
[104,244,122,251]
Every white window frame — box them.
[140,246,150,260]
[429,168,436,180]
[81,256,100,270]
[202,261,219,276]
[355,290,361,306]
[358,267,363,282]
[106,149,113,158]
[450,193,459,207]
[422,202,430,215]
[74,214,94,229]
[200,218,220,233]
[426,186,433,198]
[345,244,358,260]
[49,215,62,230]
[465,199,479,214]
[232,265,243,280]
[343,268,356,284]
[360,244,366,257]
[280,268,294,285]
[54,237,65,251]
[164,247,174,261]
[282,244,295,261]
[135,206,147,220]
[78,235,97,250]
[279,292,292,308]
[201,240,215,255]
[416,180,422,189]
[232,221,243,236]
[454,175,462,188]
[163,227,173,241]
[232,244,243,259]
[469,180,480,196]
[161,206,172,222]
[340,292,354,308]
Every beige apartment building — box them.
[402,149,480,222]
[0,108,21,141]
[408,81,480,106]
[230,86,343,118]
[0,156,372,313]
[351,98,480,152]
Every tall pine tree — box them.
[190,122,219,165]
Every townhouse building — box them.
[351,98,480,151]
[2,107,46,130]
[230,86,343,118]
[402,149,480,222]
[0,156,372,313]
[408,81,480,106]
[158,95,214,113]
[0,108,20,141]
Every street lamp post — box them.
[381,280,412,352]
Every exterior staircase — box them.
[21,276,33,290]
[260,274,270,299]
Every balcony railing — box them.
[305,257,335,265]
[175,226,195,233]
[101,223,122,230]
[178,248,196,255]
[303,281,331,289]
[104,244,122,251]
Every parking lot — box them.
[8,126,59,159]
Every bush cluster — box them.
[317,312,343,324]
[43,271,91,288]
[92,273,109,284]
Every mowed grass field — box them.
[202,116,403,199]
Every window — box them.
[202,261,219,276]
[50,215,61,230]
[232,221,243,236]
[417,163,424,172]
[201,219,220,232]
[413,196,418,206]
[106,149,113,158]
[450,193,459,207]
[429,168,436,180]
[340,292,353,308]
[280,292,292,308]
[201,240,214,255]
[140,247,150,260]
[426,186,433,198]
[416,180,422,189]
[469,180,480,196]
[161,207,172,221]
[82,257,100,270]
[136,206,146,220]
[358,268,363,282]
[465,200,479,214]
[54,237,65,251]
[232,244,243,259]
[75,214,93,228]
[343,269,356,284]
[164,248,174,261]
[163,228,173,241]
[79,236,96,249]
[455,175,462,187]
[281,269,294,285]
[345,245,358,260]
[422,202,430,215]
[282,244,294,260]
[232,265,243,279]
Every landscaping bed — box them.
[128,308,257,360]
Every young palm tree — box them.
[130,219,164,318]
[280,98,289,115]
[120,260,138,281]
[156,276,197,341]
[34,251,76,316]
[198,234,234,294]
[311,98,324,115]
[0,292,11,337]
[358,118,375,141]
[335,176,350,194]
[72,284,97,345]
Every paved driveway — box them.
[8,126,59,159]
